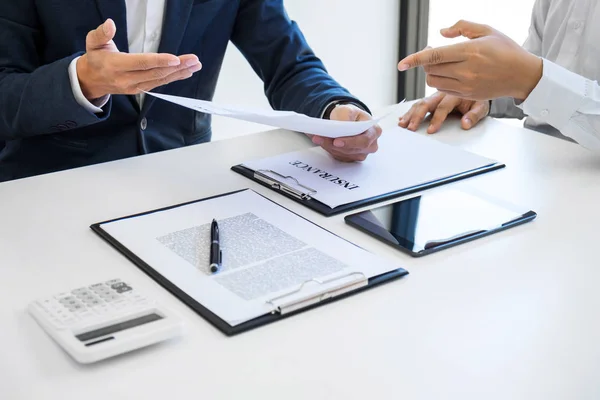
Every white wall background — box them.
[211,0,400,140]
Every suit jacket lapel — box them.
[141,0,194,114]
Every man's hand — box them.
[399,92,489,134]
[310,104,382,162]
[397,20,543,101]
[77,19,203,101]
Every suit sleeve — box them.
[230,0,369,118]
[0,1,111,141]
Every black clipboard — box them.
[231,162,505,217]
[90,189,408,336]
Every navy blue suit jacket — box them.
[0,0,366,182]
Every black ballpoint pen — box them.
[209,219,222,273]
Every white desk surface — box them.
[2,103,600,400]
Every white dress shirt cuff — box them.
[68,57,110,114]
[518,58,587,131]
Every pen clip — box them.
[254,169,317,201]
[265,272,368,315]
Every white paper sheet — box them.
[100,190,402,326]
[242,127,500,208]
[145,92,388,138]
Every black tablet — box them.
[344,189,537,257]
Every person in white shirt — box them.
[397,0,600,151]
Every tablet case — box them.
[231,162,505,217]
[345,206,537,258]
[90,189,408,336]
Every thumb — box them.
[86,18,117,50]
[461,101,490,130]
[441,20,493,40]
[330,104,362,122]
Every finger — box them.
[456,99,474,115]
[426,74,462,93]
[332,125,381,154]
[329,104,361,123]
[131,65,199,93]
[329,105,371,149]
[398,110,411,128]
[115,52,185,71]
[441,20,493,40]
[405,93,445,131]
[399,103,420,128]
[86,18,117,50]
[311,135,325,146]
[398,43,468,71]
[329,151,369,163]
[461,101,490,130]
[126,57,202,85]
[399,94,441,127]
[323,140,376,162]
[427,95,462,134]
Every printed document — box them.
[146,92,387,138]
[99,190,401,326]
[241,127,500,208]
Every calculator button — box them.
[110,282,127,290]
[115,286,132,294]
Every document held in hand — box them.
[145,91,386,138]
[233,127,504,215]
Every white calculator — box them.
[28,278,184,364]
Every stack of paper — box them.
[240,128,501,209]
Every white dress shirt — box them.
[490,0,600,151]
[68,0,167,112]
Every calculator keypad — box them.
[35,279,150,329]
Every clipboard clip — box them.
[266,272,368,315]
[254,169,317,201]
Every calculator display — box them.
[76,313,163,342]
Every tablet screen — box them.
[345,189,530,254]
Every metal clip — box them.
[254,169,317,201]
[266,272,368,315]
